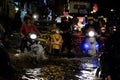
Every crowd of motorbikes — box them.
[0,13,118,79]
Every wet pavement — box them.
[8,51,102,80]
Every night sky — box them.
[92,0,119,10]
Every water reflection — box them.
[19,57,102,80]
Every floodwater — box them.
[7,52,102,80]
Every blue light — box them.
[95,43,100,49]
[92,59,98,68]
[83,43,90,50]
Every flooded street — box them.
[7,51,102,80]
[9,52,81,80]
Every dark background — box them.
[91,0,119,10]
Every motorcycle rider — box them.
[81,18,101,57]
[83,18,100,33]
[19,15,41,53]
[83,18,100,41]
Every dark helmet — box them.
[88,19,95,25]
[23,14,31,21]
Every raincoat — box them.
[51,33,63,50]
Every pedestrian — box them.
[19,15,41,53]
[51,28,63,56]
[59,10,73,55]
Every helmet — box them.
[24,14,31,21]
[88,19,95,25]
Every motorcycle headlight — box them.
[74,27,77,30]
[30,33,37,39]
[32,13,39,20]
[88,31,95,37]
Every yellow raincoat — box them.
[51,33,63,50]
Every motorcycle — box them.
[37,33,51,54]
[18,32,48,60]
[27,32,38,47]
[78,26,104,79]
[81,27,100,57]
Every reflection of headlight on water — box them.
[14,53,20,57]
[83,63,95,68]
[75,68,98,80]
[22,68,44,80]
[75,57,101,80]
